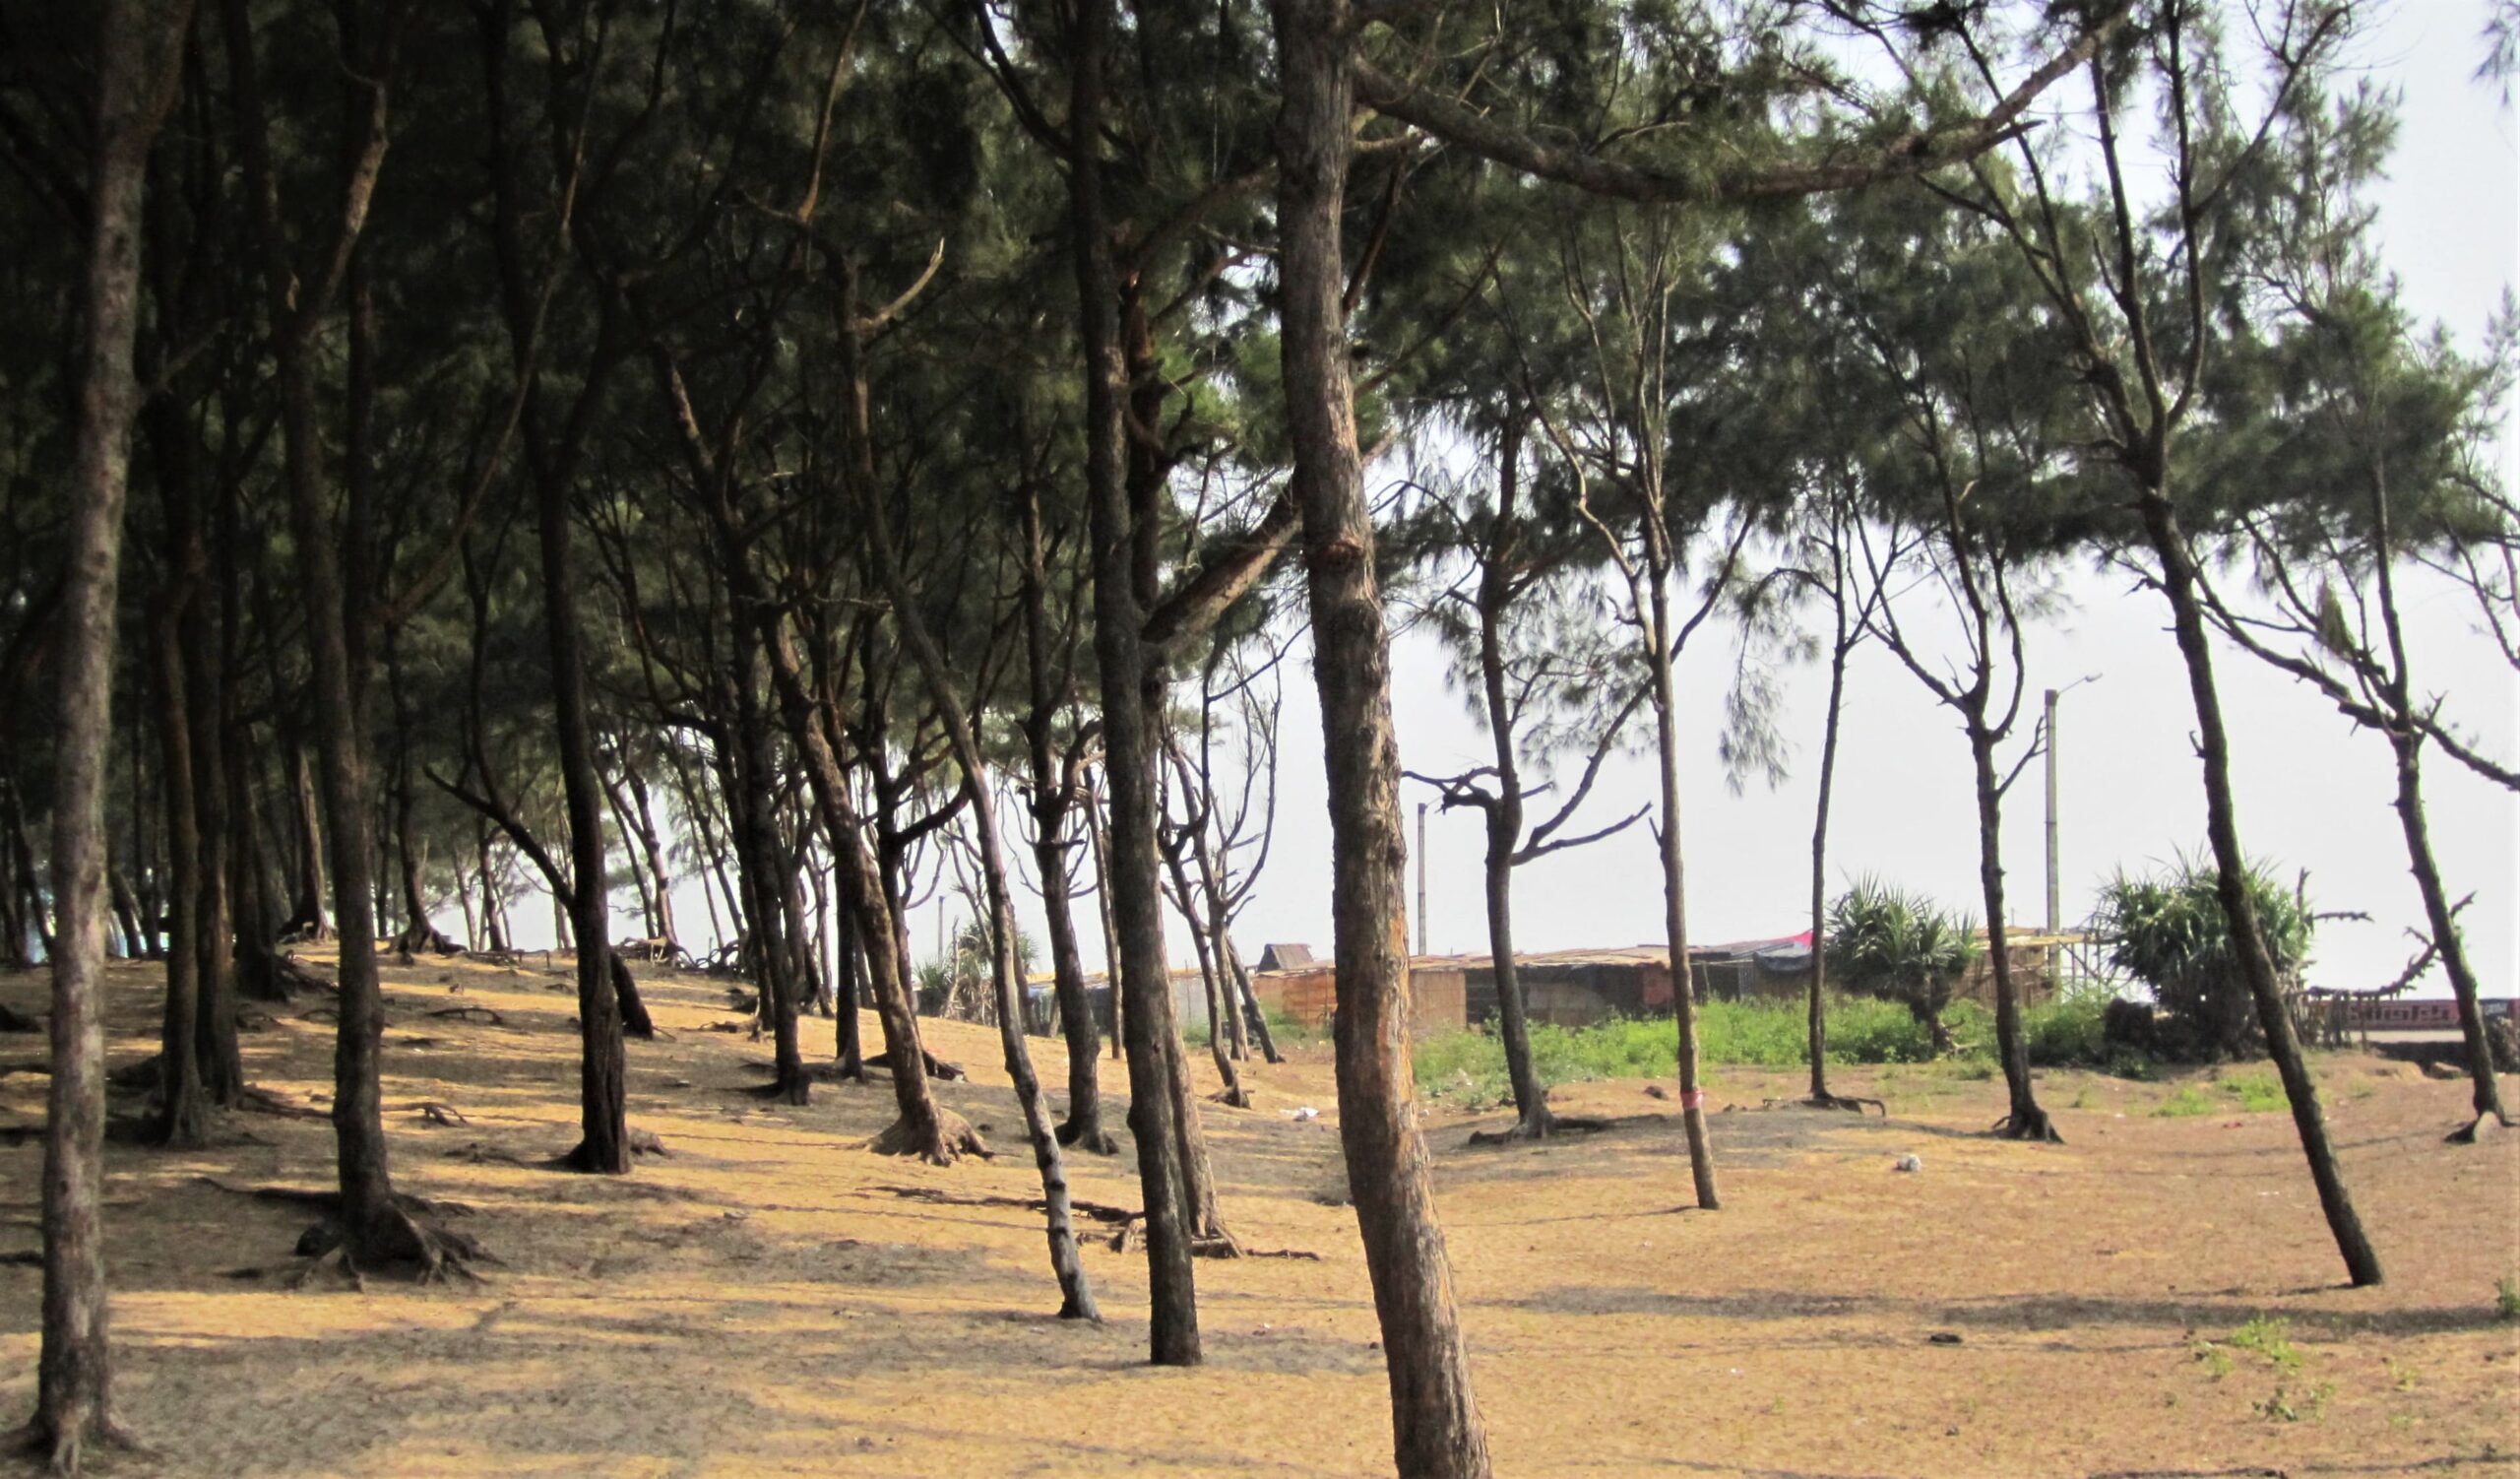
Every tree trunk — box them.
[1642,559,1720,1210]
[2391,738,2506,1129]
[847,421,1096,1314]
[1471,455,1548,1134]
[149,609,210,1148]
[1806,628,1849,1106]
[283,735,328,940]
[2138,492,2381,1286]
[1068,0,1199,1366]
[182,572,239,1104]
[1019,485,1112,1149]
[833,886,863,1075]
[758,616,965,1160]
[534,410,629,1174]
[1970,728,2053,1140]
[1271,4,1491,1470]
[23,1,186,1454]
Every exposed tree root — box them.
[236,1085,325,1121]
[0,1003,39,1033]
[272,955,337,996]
[1992,1110,2064,1144]
[196,1178,486,1283]
[2444,1112,2507,1144]
[867,1107,990,1165]
[1208,1086,1253,1109]
[869,1184,1137,1225]
[8,1410,148,1476]
[746,1075,812,1107]
[390,923,464,956]
[1758,1094,1885,1116]
[1101,1216,1317,1261]
[1467,1110,1609,1146]
[1053,1119,1120,1155]
[862,1048,967,1081]
[425,1005,505,1026]
[409,1102,468,1127]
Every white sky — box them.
[1185,0,2520,999]
[533,2,2515,1004]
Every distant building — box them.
[1256,942,1314,972]
[1246,953,1467,1040]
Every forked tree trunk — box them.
[1018,484,1113,1149]
[849,433,1097,1316]
[1068,0,1199,1366]
[1471,446,1548,1134]
[2391,738,2506,1129]
[23,1,188,1457]
[1970,729,2053,1140]
[759,617,965,1160]
[1271,3,1491,1470]
[2138,493,2381,1286]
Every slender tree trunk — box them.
[535,428,629,1173]
[283,735,328,940]
[2390,739,2507,1129]
[22,3,188,1455]
[149,610,209,1148]
[1806,630,1850,1106]
[183,582,238,1103]
[1222,935,1281,1064]
[758,617,966,1159]
[2138,493,2381,1286]
[833,885,863,1075]
[1068,0,1198,1365]
[1481,825,1549,1134]
[1272,4,1490,1469]
[848,433,1096,1313]
[1971,727,2053,1140]
[1642,560,1720,1211]
[1019,488,1112,1148]
[1086,775,1124,1061]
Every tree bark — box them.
[1271,4,1492,1472]
[847,418,1098,1317]
[2138,493,2382,1286]
[2391,738,2506,1128]
[1642,560,1720,1210]
[1068,0,1200,1366]
[148,608,210,1148]
[1806,623,1849,1106]
[22,0,189,1458]
[1018,485,1112,1149]
[1970,729,2053,1140]
[535,418,629,1173]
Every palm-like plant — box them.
[1825,877,1982,1055]
[2096,860,2313,1061]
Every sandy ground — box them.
[0,951,2513,1478]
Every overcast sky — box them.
[579,4,2515,1003]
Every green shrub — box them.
[2096,858,2313,1061]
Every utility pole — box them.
[2044,687,2060,936]
[1416,802,1428,956]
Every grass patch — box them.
[2221,1072,2289,1113]
[2497,1277,2519,1320]
[2227,1315,2301,1371]
[2153,1084,2219,1118]
[1413,993,2126,1107]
